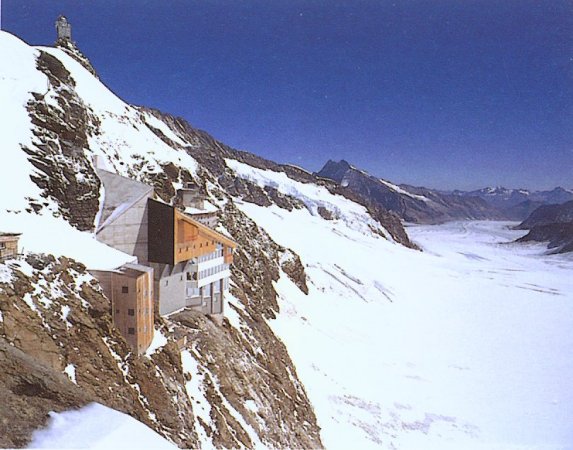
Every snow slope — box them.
[27,403,177,449]
[236,184,573,450]
[37,45,199,179]
[378,178,432,203]
[226,159,393,240]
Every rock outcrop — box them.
[514,201,573,253]
[0,255,198,448]
[24,50,101,230]
[516,223,573,254]
[515,200,573,230]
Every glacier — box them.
[238,182,573,450]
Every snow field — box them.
[238,197,573,450]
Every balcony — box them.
[186,266,231,289]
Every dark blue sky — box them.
[3,0,573,190]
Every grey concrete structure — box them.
[55,16,72,41]
[177,183,204,209]
[96,170,154,263]
[94,170,235,320]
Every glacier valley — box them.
[241,207,573,450]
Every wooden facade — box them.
[91,264,154,355]
[0,233,21,262]
[148,198,236,266]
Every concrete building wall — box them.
[97,194,151,262]
[152,263,187,316]
[186,279,224,315]
[111,273,138,350]
[152,259,229,317]
[134,272,154,354]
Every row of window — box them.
[178,239,217,254]
[197,264,229,280]
[195,248,223,263]
[163,267,230,287]
[186,278,230,298]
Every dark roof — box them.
[0,232,22,238]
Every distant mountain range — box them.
[452,186,573,220]
[316,160,573,224]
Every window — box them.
[115,309,119,314]
[128,309,135,316]
[180,275,183,281]
[165,280,168,286]
[0,243,5,249]
[121,286,128,294]
[128,328,135,335]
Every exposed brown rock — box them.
[23,51,101,231]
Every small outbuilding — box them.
[0,233,21,263]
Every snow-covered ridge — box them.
[1,30,324,449]
[38,45,199,178]
[346,162,432,203]
[226,158,392,240]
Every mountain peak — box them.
[316,159,352,182]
